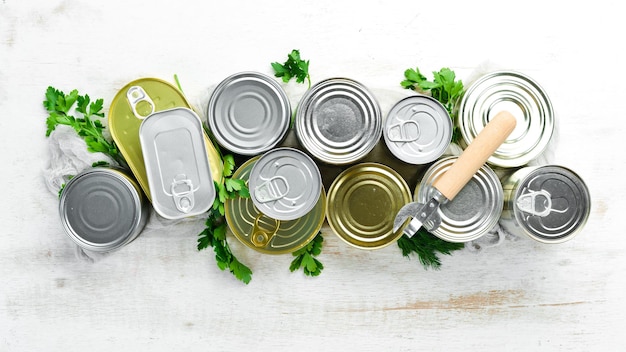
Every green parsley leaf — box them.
[272,49,311,88]
[290,232,324,276]
[396,228,464,270]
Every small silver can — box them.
[414,156,504,243]
[59,167,149,252]
[206,71,291,156]
[383,94,452,164]
[458,71,555,168]
[139,107,216,219]
[500,165,591,243]
[295,77,382,165]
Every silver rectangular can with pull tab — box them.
[130,86,215,219]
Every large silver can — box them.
[500,165,591,243]
[414,156,504,243]
[59,167,149,252]
[458,71,555,168]
[295,78,382,165]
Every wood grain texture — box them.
[1,0,624,351]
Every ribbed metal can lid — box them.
[295,78,382,165]
[59,167,148,252]
[509,165,590,243]
[248,147,322,221]
[384,95,452,164]
[326,163,411,249]
[415,156,503,243]
[207,71,291,156]
[225,156,326,254]
[459,71,555,167]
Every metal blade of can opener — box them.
[393,111,518,237]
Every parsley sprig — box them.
[290,232,324,276]
[401,67,464,142]
[197,153,252,284]
[44,86,125,166]
[397,228,464,270]
[272,49,311,88]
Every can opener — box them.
[393,111,517,237]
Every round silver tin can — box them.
[414,156,504,243]
[248,147,322,221]
[383,94,452,164]
[458,71,555,168]
[295,77,382,165]
[207,71,291,156]
[500,165,590,243]
[59,167,149,252]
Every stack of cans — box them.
[57,70,590,255]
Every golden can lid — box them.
[109,78,223,200]
[327,163,411,249]
[225,157,326,255]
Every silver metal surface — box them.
[248,147,322,221]
[295,77,382,165]
[500,165,590,243]
[207,71,291,156]
[384,95,452,164]
[458,71,554,168]
[59,167,149,252]
[392,190,445,237]
[139,107,215,219]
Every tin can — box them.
[59,167,149,252]
[225,156,326,254]
[206,72,291,156]
[138,107,215,219]
[295,78,382,165]
[383,94,452,164]
[414,156,504,243]
[500,165,590,243]
[326,163,411,249]
[109,78,223,201]
[458,71,555,168]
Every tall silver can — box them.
[414,156,504,243]
[295,78,382,165]
[59,167,149,252]
[500,165,591,243]
[458,71,555,168]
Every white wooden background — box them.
[1,0,623,351]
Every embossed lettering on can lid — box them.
[59,167,149,252]
[225,157,326,254]
[327,163,411,249]
[207,71,291,156]
[415,156,503,243]
[511,165,590,243]
[295,78,382,165]
[248,147,322,221]
[139,107,215,219]
[458,71,555,167]
[384,95,452,164]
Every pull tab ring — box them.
[254,176,290,203]
[388,120,420,142]
[516,189,566,217]
[126,86,155,119]
[170,174,195,213]
[251,214,280,247]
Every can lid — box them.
[513,165,590,243]
[207,72,291,156]
[248,147,322,221]
[327,163,411,249]
[384,95,452,164]
[295,78,382,165]
[415,156,503,242]
[59,168,146,252]
[139,107,215,219]
[459,71,554,167]
[225,157,326,254]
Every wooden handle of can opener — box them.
[433,111,517,201]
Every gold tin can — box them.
[500,165,590,243]
[225,157,326,254]
[326,162,411,249]
[109,78,223,201]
